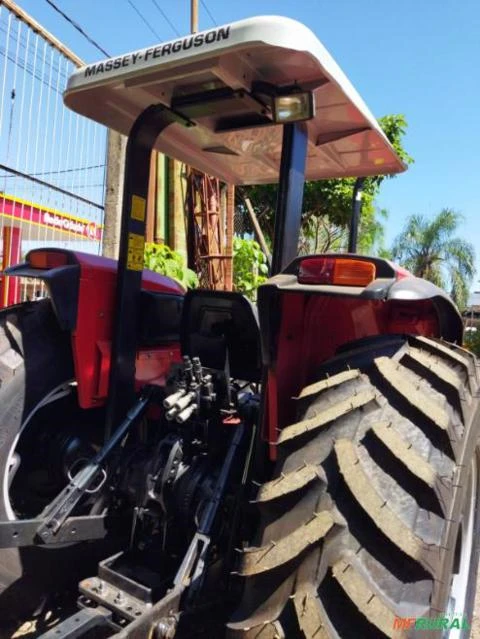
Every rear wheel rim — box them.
[447,457,478,637]
[3,381,74,521]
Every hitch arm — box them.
[0,392,152,548]
[175,424,244,600]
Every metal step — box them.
[38,607,112,639]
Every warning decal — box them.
[127,232,145,271]
[131,195,146,222]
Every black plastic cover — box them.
[387,277,463,343]
[138,290,183,345]
[181,290,261,382]
[5,262,80,330]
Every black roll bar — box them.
[270,122,308,275]
[104,104,193,440]
[348,176,366,254]
[105,104,311,438]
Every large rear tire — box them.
[0,300,103,627]
[229,335,480,638]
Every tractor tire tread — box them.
[229,335,480,638]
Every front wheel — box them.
[230,335,480,638]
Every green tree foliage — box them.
[240,115,413,254]
[464,330,480,357]
[391,209,475,310]
[144,242,198,289]
[232,237,268,300]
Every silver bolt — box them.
[155,616,177,639]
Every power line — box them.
[34,163,105,177]
[0,163,105,178]
[0,22,70,80]
[126,0,162,40]
[62,183,104,189]
[44,0,111,58]
[0,162,104,209]
[0,45,67,95]
[150,0,181,37]
[200,0,217,27]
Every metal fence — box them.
[0,1,107,305]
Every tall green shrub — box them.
[233,237,268,301]
[144,243,198,289]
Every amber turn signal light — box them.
[298,257,376,286]
[28,250,69,269]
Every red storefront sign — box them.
[0,194,103,241]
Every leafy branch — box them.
[233,237,268,301]
[144,243,199,289]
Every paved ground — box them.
[5,570,480,637]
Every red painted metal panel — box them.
[71,251,183,408]
[267,291,440,458]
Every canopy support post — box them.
[348,177,366,254]
[104,105,192,441]
[271,122,308,275]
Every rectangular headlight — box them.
[273,92,315,123]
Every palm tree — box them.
[391,208,475,310]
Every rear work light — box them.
[298,257,376,286]
[28,250,69,269]
[273,91,315,123]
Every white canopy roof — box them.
[64,16,405,185]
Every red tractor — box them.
[0,16,478,639]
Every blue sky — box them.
[17,0,480,292]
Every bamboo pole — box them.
[244,197,272,265]
[224,184,234,290]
